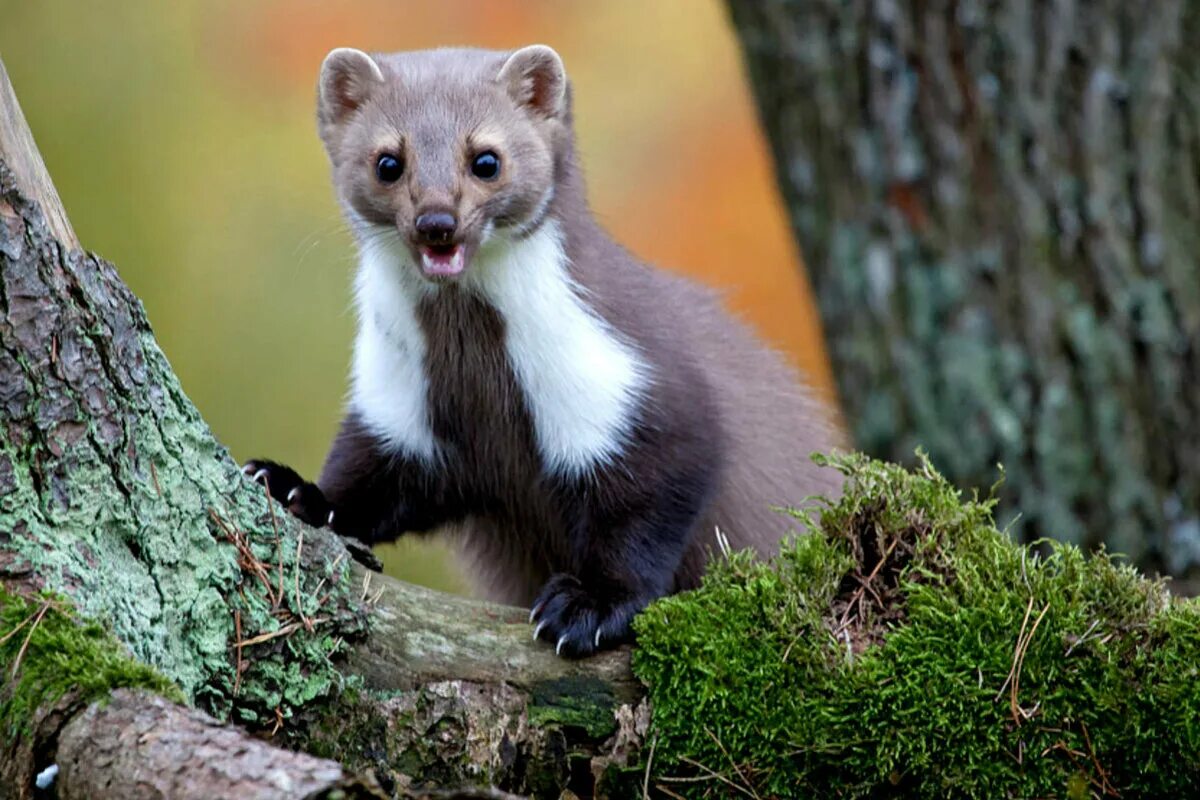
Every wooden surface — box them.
[0,58,76,250]
[345,564,639,702]
[55,691,383,800]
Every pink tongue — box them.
[420,245,465,276]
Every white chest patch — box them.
[348,221,651,476]
[472,222,650,475]
[350,232,439,462]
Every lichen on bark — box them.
[0,160,366,723]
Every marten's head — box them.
[317,45,570,282]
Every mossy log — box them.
[726,0,1200,575]
[0,58,642,800]
[633,453,1200,798]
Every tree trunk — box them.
[726,0,1200,575]
[0,58,643,800]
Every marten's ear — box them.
[318,48,385,132]
[497,45,566,120]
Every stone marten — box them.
[244,44,843,657]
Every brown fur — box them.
[548,153,846,563]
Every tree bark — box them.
[0,58,643,800]
[726,0,1200,575]
[55,690,381,800]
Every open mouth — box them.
[419,244,466,278]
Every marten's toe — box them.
[240,459,333,529]
[530,574,642,658]
[242,459,302,502]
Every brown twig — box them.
[309,553,346,610]
[239,616,330,648]
[240,621,306,649]
[1011,602,1050,724]
[294,530,313,632]
[262,482,286,608]
[149,460,162,498]
[7,599,50,678]
[996,597,1050,725]
[836,537,900,632]
[209,508,276,599]
[642,734,658,800]
[705,727,762,800]
[1064,619,1101,658]
[995,597,1034,701]
[677,756,757,799]
[1081,722,1121,797]
[0,609,34,647]
[233,608,244,696]
[1044,736,1120,797]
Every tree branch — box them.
[0,59,76,250]
[55,690,382,800]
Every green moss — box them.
[528,676,618,739]
[0,587,183,738]
[279,685,401,785]
[633,452,1200,798]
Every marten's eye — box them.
[471,151,501,181]
[375,154,404,183]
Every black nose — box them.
[414,211,457,246]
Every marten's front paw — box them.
[530,574,643,658]
[241,459,334,529]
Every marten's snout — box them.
[414,211,458,247]
[412,209,467,278]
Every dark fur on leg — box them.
[316,414,455,542]
[243,414,455,572]
[530,455,716,658]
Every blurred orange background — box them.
[0,0,833,593]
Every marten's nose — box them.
[414,211,457,246]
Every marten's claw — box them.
[240,458,334,531]
[241,459,383,573]
[530,573,641,658]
